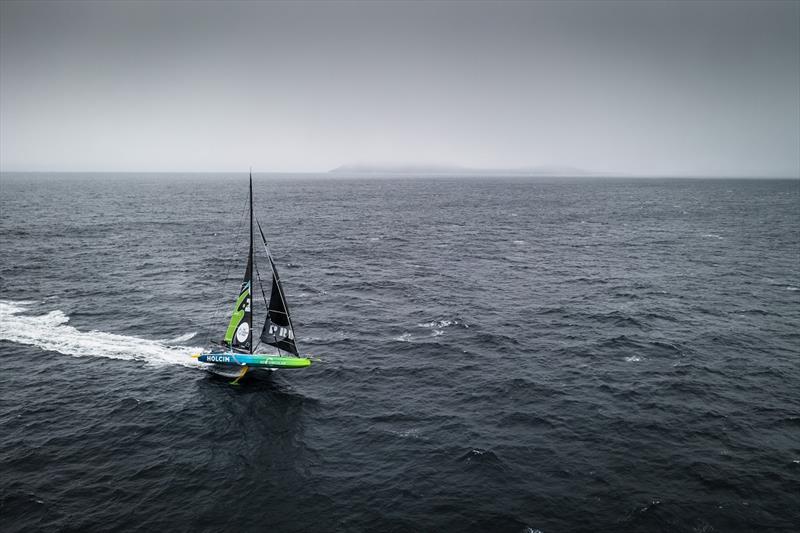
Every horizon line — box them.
[1,170,798,179]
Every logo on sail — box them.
[268,324,294,340]
[236,322,250,343]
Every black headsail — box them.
[223,172,254,353]
[256,221,299,356]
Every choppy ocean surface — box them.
[0,174,798,532]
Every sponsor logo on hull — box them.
[205,354,233,363]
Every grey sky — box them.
[1,0,798,176]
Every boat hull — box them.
[197,352,311,369]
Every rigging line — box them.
[204,187,249,348]
[256,218,300,354]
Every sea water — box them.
[1,174,798,532]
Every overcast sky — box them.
[1,0,798,176]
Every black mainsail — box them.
[257,221,299,356]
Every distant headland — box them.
[328,163,598,176]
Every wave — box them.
[458,448,495,461]
[457,448,508,471]
[393,319,467,341]
[417,318,469,329]
[392,329,451,343]
[0,300,204,368]
[165,331,197,343]
[499,412,555,428]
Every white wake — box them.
[0,300,205,368]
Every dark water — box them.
[1,174,798,532]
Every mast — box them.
[249,169,254,354]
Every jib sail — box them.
[257,224,298,356]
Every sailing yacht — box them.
[193,172,311,383]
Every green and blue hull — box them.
[197,352,311,369]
